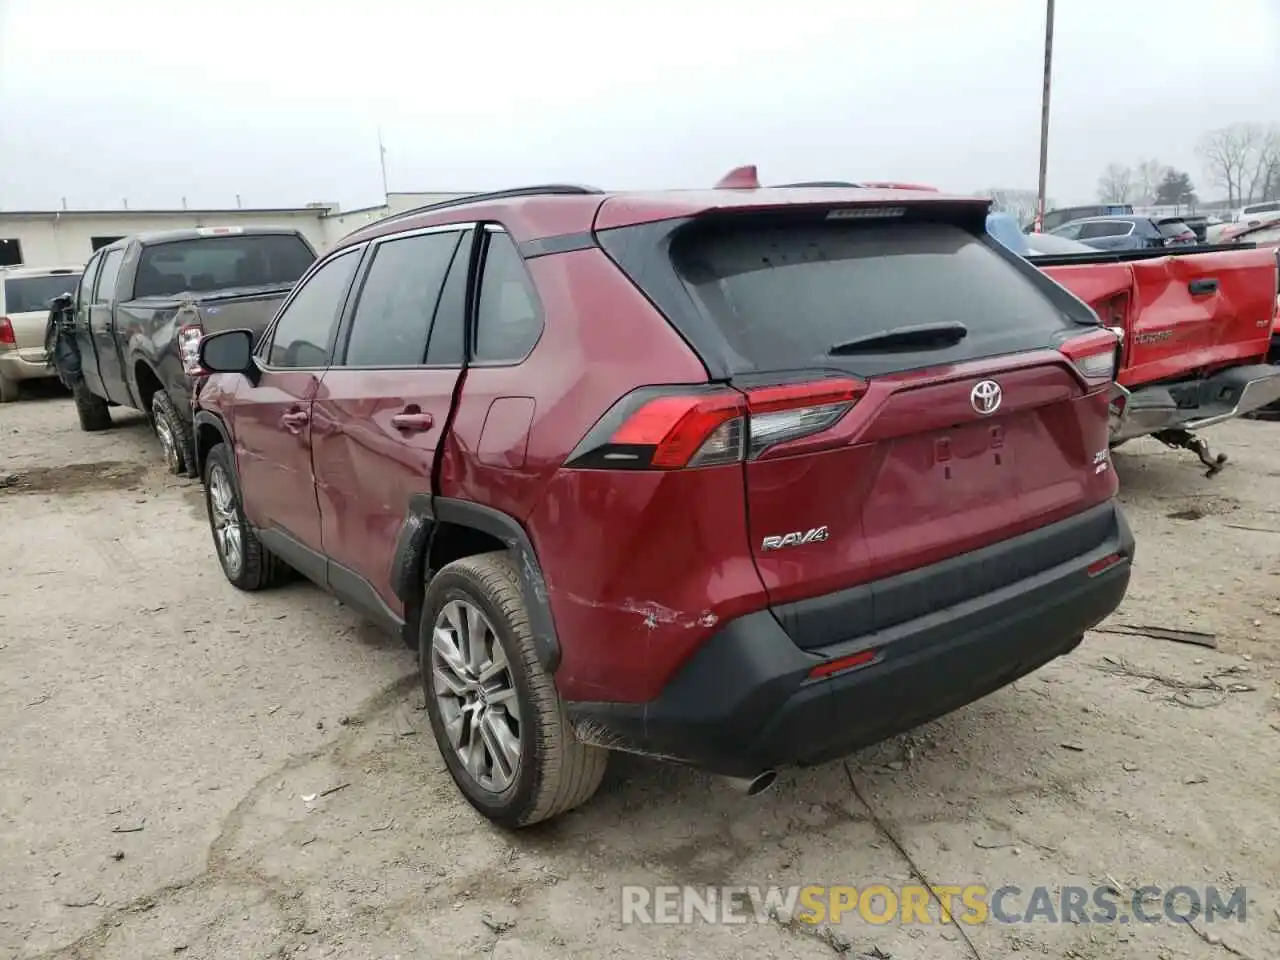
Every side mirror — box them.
[199,328,255,375]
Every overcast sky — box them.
[1,0,1277,213]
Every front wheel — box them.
[203,443,290,591]
[421,552,607,828]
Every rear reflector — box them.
[1087,552,1126,577]
[567,377,864,470]
[0,317,13,346]
[808,648,878,679]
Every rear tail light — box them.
[178,323,206,377]
[1060,328,1122,386]
[567,378,864,470]
[0,318,13,346]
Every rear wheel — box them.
[151,390,194,476]
[72,384,111,431]
[421,552,607,828]
[0,375,19,403]
[203,443,290,590]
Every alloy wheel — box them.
[207,464,244,579]
[431,599,522,792]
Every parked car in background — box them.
[989,211,1280,474]
[1031,203,1135,233]
[1221,209,1280,242]
[0,265,83,401]
[53,226,316,475]
[1176,215,1222,244]
[1233,201,1280,224]
[1050,215,1198,251]
[191,178,1133,827]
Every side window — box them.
[473,231,543,363]
[93,249,124,303]
[1079,221,1130,239]
[341,231,461,367]
[425,230,473,366]
[1051,222,1083,240]
[77,254,103,310]
[267,249,361,369]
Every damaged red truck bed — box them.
[1026,243,1280,473]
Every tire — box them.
[151,390,195,477]
[421,552,607,828]
[203,442,290,591]
[0,374,19,403]
[72,383,112,431]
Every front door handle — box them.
[1188,278,1219,296]
[391,411,434,433]
[281,409,309,433]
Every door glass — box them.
[266,249,361,369]
[94,250,124,303]
[76,255,103,311]
[341,231,461,367]
[473,231,543,363]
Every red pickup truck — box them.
[1025,242,1280,474]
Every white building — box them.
[0,191,468,268]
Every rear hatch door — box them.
[655,207,1119,642]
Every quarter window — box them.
[267,249,360,369]
[342,231,462,367]
[473,231,543,363]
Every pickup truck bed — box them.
[55,227,316,475]
[1024,242,1280,470]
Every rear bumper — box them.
[0,349,55,382]
[566,500,1134,778]
[1111,363,1280,441]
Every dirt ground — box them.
[2,385,1278,960]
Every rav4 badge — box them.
[761,526,830,551]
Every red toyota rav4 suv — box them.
[192,179,1134,827]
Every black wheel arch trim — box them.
[396,495,561,672]
[192,410,235,476]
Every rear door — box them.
[311,226,472,613]
[661,212,1117,613]
[72,253,106,393]
[88,246,131,403]
[232,247,363,557]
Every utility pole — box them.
[1034,0,1055,232]
[377,127,389,200]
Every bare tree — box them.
[980,187,1044,226]
[1197,123,1280,206]
[1097,164,1135,204]
[1135,158,1168,205]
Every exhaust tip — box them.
[723,770,778,797]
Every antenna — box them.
[715,165,760,189]
[377,127,389,200]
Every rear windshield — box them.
[671,219,1077,376]
[1157,220,1192,237]
[134,234,315,298]
[3,273,82,313]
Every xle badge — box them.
[761,526,830,551]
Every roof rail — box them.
[365,184,604,229]
[776,180,861,188]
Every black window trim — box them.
[331,221,478,371]
[256,244,368,373]
[92,248,125,304]
[76,251,105,312]
[468,223,547,368]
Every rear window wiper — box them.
[828,321,968,355]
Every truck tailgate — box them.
[192,290,289,338]
[1037,247,1278,389]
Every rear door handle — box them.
[1188,278,1218,295]
[391,411,434,433]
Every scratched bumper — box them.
[1111,364,1280,441]
[566,502,1133,778]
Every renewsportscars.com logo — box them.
[619,884,1248,927]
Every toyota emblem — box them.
[970,380,1002,415]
